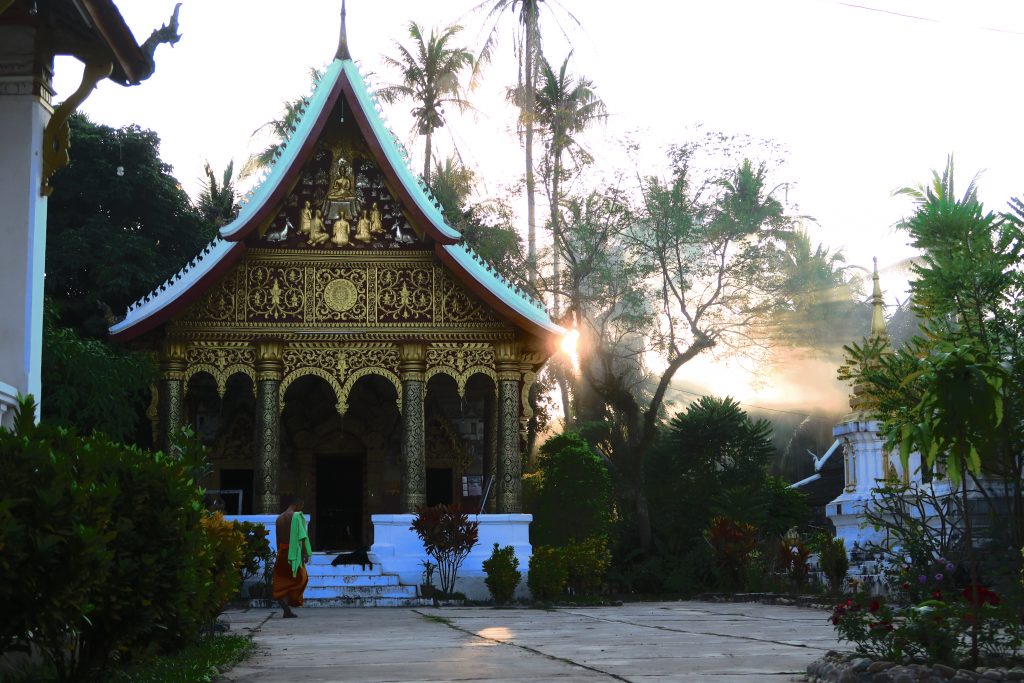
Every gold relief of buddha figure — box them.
[354,209,373,242]
[299,200,312,235]
[308,209,329,246]
[331,213,351,246]
[370,202,384,234]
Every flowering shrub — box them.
[831,557,1023,665]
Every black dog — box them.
[330,547,373,571]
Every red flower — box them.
[962,585,1001,607]
[869,599,880,613]
[931,590,943,600]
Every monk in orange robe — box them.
[272,497,311,617]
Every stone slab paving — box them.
[222,601,847,683]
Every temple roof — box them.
[110,39,563,342]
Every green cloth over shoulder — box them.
[287,513,312,577]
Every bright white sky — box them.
[55,0,1024,413]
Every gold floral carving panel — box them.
[280,342,402,415]
[183,342,256,395]
[178,251,505,332]
[425,342,497,396]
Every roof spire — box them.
[869,256,887,339]
[335,0,351,61]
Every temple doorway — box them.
[314,454,364,551]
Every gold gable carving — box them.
[178,250,504,333]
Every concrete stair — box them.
[300,553,431,608]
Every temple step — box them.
[302,596,434,608]
[306,573,398,587]
[304,583,420,599]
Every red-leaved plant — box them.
[410,504,479,595]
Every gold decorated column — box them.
[158,341,187,453]
[483,389,498,513]
[400,343,427,512]
[495,342,523,513]
[255,341,284,514]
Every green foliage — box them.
[705,517,758,591]
[196,160,238,227]
[528,432,612,547]
[812,533,849,593]
[2,634,255,683]
[232,520,271,586]
[41,303,155,441]
[831,575,1023,665]
[527,546,568,602]
[0,400,236,679]
[47,114,215,337]
[776,529,811,588]
[482,544,521,605]
[199,513,245,620]
[410,505,479,595]
[563,536,611,596]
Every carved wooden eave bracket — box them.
[32,1,183,195]
[40,58,112,196]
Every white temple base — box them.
[226,513,533,601]
[371,513,533,600]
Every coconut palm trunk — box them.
[523,3,539,288]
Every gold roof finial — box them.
[335,0,351,61]
[869,256,887,339]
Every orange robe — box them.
[272,543,309,607]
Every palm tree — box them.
[534,54,605,428]
[197,160,238,227]
[535,53,605,273]
[472,0,579,287]
[379,23,474,185]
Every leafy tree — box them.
[773,229,868,352]
[560,144,795,548]
[528,432,612,546]
[379,23,474,184]
[196,160,239,227]
[841,158,1024,665]
[41,304,155,442]
[47,114,215,337]
[473,0,579,286]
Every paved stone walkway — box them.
[222,601,846,682]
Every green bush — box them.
[528,546,568,602]
[0,398,225,679]
[813,534,849,593]
[564,536,611,596]
[529,432,611,547]
[201,513,246,619]
[482,544,521,605]
[0,398,118,680]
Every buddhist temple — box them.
[109,5,562,597]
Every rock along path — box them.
[222,601,847,683]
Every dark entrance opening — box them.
[426,467,453,507]
[315,455,364,551]
[220,469,254,515]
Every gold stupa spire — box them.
[335,0,351,61]
[869,257,887,340]
[847,257,889,414]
